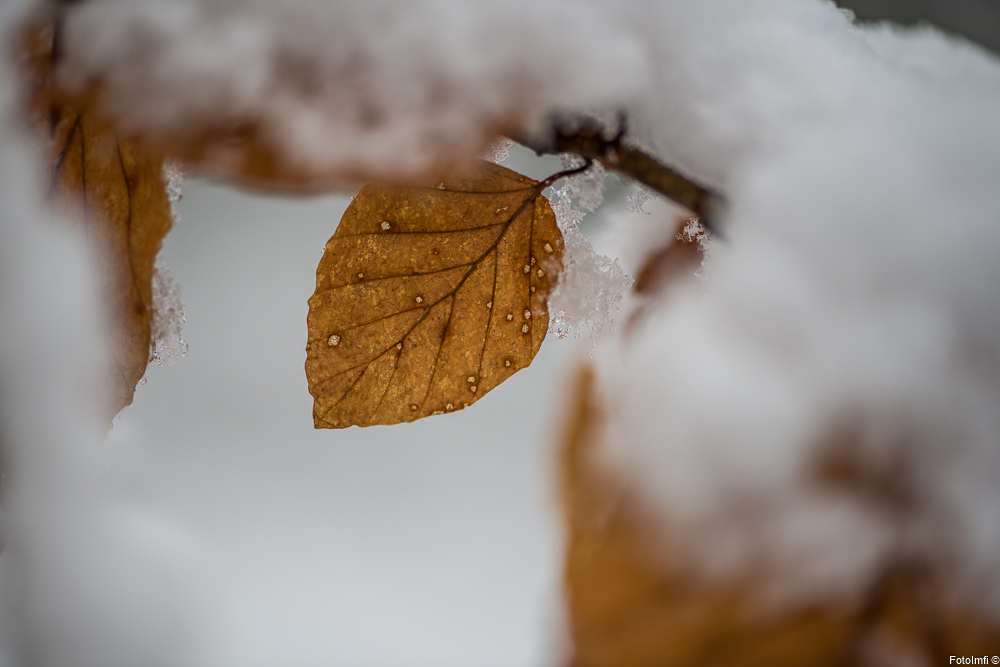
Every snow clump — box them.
[545,158,632,340]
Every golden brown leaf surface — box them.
[25,22,173,422]
[559,365,1000,667]
[305,161,563,428]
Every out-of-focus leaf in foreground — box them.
[26,23,172,423]
[560,230,1000,666]
[306,161,563,428]
[560,366,851,667]
[560,364,1000,667]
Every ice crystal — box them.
[625,182,658,215]
[546,159,632,340]
[558,154,606,212]
[148,259,188,367]
[161,158,185,226]
[547,226,632,340]
[144,160,188,369]
[678,217,712,282]
[484,137,514,164]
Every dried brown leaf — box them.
[48,110,172,422]
[305,161,564,428]
[27,22,173,422]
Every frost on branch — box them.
[546,158,632,339]
[555,155,606,216]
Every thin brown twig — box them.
[512,117,725,232]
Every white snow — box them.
[593,11,1000,614]
[148,259,188,368]
[56,0,646,184]
[161,158,184,225]
[546,159,633,340]
[149,161,189,369]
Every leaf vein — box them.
[336,223,505,240]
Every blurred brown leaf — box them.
[559,364,1000,667]
[305,161,563,428]
[148,122,510,196]
[26,21,173,423]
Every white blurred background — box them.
[101,170,577,666]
